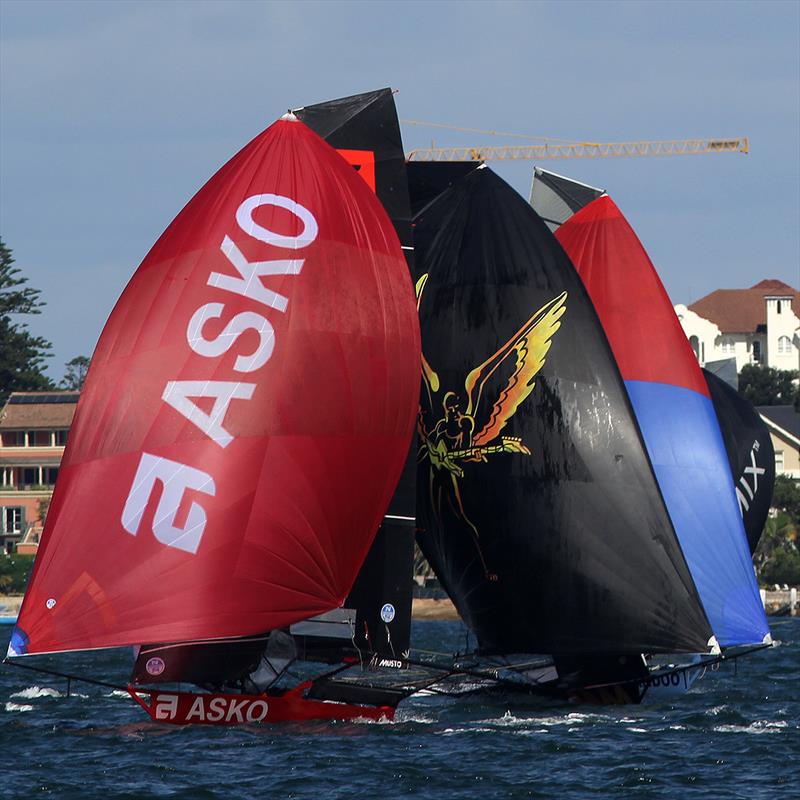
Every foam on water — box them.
[5,701,33,712]
[713,720,789,735]
[12,685,63,699]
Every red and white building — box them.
[0,391,78,554]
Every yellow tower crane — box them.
[401,120,749,162]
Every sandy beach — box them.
[0,595,22,616]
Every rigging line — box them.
[2,658,128,693]
[582,643,772,692]
[399,119,583,144]
[399,656,541,693]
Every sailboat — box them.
[531,168,775,556]
[406,162,771,704]
[5,106,422,724]
[533,167,772,641]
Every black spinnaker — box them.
[413,165,713,657]
[703,369,775,554]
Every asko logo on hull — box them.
[130,689,270,725]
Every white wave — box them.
[706,704,729,716]
[669,725,687,730]
[529,713,594,727]
[107,690,132,699]
[11,686,63,699]
[392,709,437,724]
[439,726,496,736]
[473,711,532,727]
[714,720,789,735]
[5,702,34,712]
[627,727,649,733]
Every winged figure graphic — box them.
[416,273,567,580]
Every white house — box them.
[674,279,799,372]
[757,406,800,481]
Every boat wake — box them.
[11,685,64,699]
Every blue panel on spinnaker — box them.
[625,380,768,647]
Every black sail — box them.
[406,161,480,216]
[703,369,775,554]
[530,167,604,232]
[414,166,711,656]
[294,87,413,271]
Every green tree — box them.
[60,355,90,390]
[738,364,799,406]
[755,477,800,586]
[772,475,800,521]
[0,239,54,403]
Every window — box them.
[21,467,38,487]
[44,467,59,486]
[721,338,735,354]
[775,450,784,473]
[55,429,68,446]
[777,300,782,314]
[689,336,700,361]
[30,430,50,447]
[2,507,24,534]
[753,341,762,362]
[0,431,25,447]
[778,336,791,354]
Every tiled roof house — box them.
[674,280,800,372]
[0,391,79,554]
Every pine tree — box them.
[60,355,90,390]
[0,238,54,404]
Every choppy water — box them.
[2,618,798,799]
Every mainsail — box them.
[294,88,414,273]
[413,165,712,656]
[10,115,420,658]
[552,189,769,647]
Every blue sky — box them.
[1,0,798,381]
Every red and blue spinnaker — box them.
[556,194,769,648]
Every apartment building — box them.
[0,391,78,554]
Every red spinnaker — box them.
[13,118,420,655]
[555,195,708,395]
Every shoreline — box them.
[411,597,460,620]
[0,595,462,623]
[4,592,795,621]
